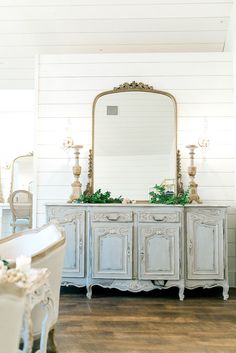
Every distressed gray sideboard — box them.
[46,204,229,300]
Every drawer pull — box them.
[153,216,167,222]
[106,215,120,221]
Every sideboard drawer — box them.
[91,211,133,223]
[138,212,180,223]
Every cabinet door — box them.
[62,217,85,277]
[92,223,132,279]
[48,209,85,278]
[139,224,180,280]
[187,212,224,280]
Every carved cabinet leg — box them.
[86,285,92,299]
[179,287,185,301]
[223,283,229,301]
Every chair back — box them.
[9,190,32,220]
[0,283,26,353]
[9,190,33,232]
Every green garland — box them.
[149,184,189,205]
[75,186,189,205]
[76,189,123,204]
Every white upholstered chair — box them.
[0,223,66,352]
[0,283,26,353]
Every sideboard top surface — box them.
[45,203,228,209]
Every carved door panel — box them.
[187,212,224,280]
[139,224,180,280]
[92,223,133,279]
[48,209,85,278]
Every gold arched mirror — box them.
[9,152,34,198]
[90,82,181,200]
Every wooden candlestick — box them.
[84,149,93,195]
[186,144,202,204]
[68,144,83,203]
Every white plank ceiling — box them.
[0,0,233,88]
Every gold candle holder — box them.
[186,144,202,204]
[68,144,83,203]
[84,149,93,195]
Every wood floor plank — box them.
[54,288,236,353]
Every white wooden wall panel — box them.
[36,52,236,285]
[0,44,227,60]
[0,4,232,20]
[38,90,233,105]
[0,0,233,5]
[0,32,229,46]
[0,1,233,88]
[38,76,233,91]
[39,62,232,77]
[40,53,232,64]
[0,18,227,34]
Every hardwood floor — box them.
[54,287,236,353]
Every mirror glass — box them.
[92,84,177,200]
[10,153,34,195]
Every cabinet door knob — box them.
[189,240,193,250]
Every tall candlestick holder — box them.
[84,149,93,195]
[186,144,202,204]
[68,144,83,203]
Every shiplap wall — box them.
[0,0,233,88]
[36,52,236,285]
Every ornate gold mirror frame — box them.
[86,81,183,197]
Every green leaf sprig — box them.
[2,259,9,269]
[75,189,123,204]
[149,184,189,206]
[0,259,10,269]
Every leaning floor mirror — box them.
[9,152,34,197]
[91,82,180,201]
[8,152,34,232]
